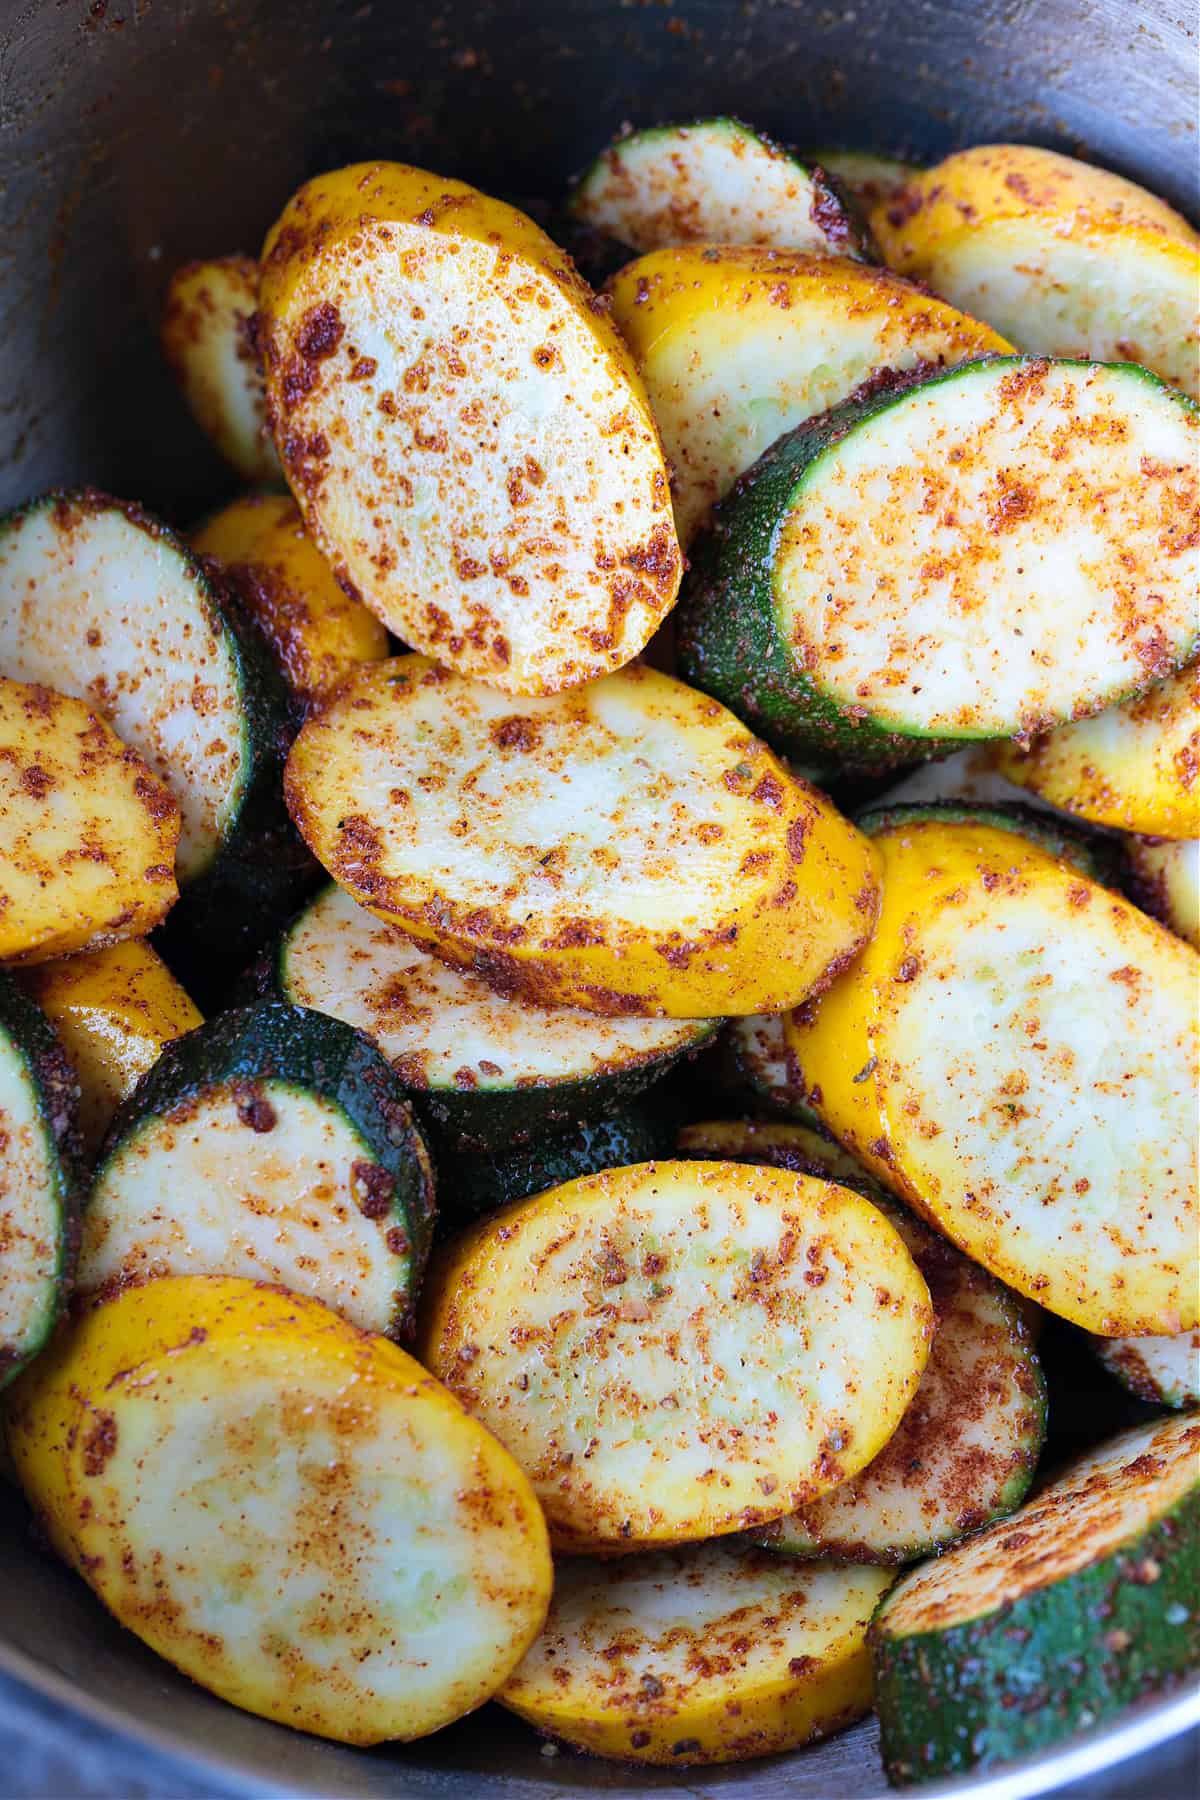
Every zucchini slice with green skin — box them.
[500,1542,891,1765]
[573,118,867,257]
[437,1101,680,1222]
[423,1159,933,1550]
[677,358,1199,776]
[0,491,309,991]
[1125,835,1199,948]
[160,256,283,484]
[856,801,1121,886]
[285,657,880,1020]
[871,1411,1200,1785]
[270,883,717,1151]
[677,1119,1047,1563]
[785,817,1199,1335]
[722,1014,823,1124]
[79,1003,435,1339]
[809,149,923,218]
[5,1276,552,1745]
[1093,1331,1200,1410]
[0,971,81,1389]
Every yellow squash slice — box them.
[608,247,1009,542]
[259,162,681,694]
[5,1276,552,1745]
[285,656,879,1018]
[192,493,388,710]
[160,256,282,481]
[422,1159,932,1550]
[500,1543,891,1765]
[871,145,1200,397]
[786,816,1198,1335]
[0,677,179,963]
[995,661,1199,838]
[18,942,200,1156]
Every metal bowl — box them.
[1,0,1196,1793]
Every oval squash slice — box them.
[871,145,1200,396]
[160,256,282,482]
[500,1543,892,1765]
[995,661,1200,839]
[0,676,179,963]
[422,1159,933,1550]
[4,1276,552,1745]
[284,657,880,1018]
[607,246,1009,543]
[785,817,1199,1335]
[1093,1329,1200,1410]
[259,162,681,695]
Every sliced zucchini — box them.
[192,493,388,714]
[0,971,80,1390]
[1093,1330,1200,1410]
[785,816,1199,1335]
[871,144,1200,397]
[723,1013,822,1122]
[4,1275,552,1745]
[500,1542,891,1765]
[259,162,681,695]
[573,119,866,257]
[1125,835,1199,948]
[0,676,179,963]
[677,1118,1046,1562]
[871,1411,1200,1784]
[677,358,1199,776]
[0,491,306,989]
[422,1158,932,1550]
[995,661,1200,838]
[270,882,716,1151]
[438,1101,680,1222]
[871,743,1052,810]
[608,246,1009,544]
[160,256,282,482]
[284,657,880,1019]
[79,1003,435,1339]
[810,149,923,217]
[17,943,201,1160]
[855,800,1121,886]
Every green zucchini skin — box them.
[96,1003,435,1332]
[0,972,82,1389]
[872,1425,1200,1784]
[434,1101,679,1225]
[676,371,958,779]
[855,802,1123,886]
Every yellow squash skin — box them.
[994,661,1200,839]
[284,656,881,1018]
[259,163,681,694]
[160,257,282,483]
[5,1277,552,1746]
[421,1160,932,1550]
[608,246,1010,543]
[192,494,388,709]
[785,819,1198,1336]
[0,676,180,964]
[501,1544,891,1765]
[871,146,1200,396]
[18,943,200,1157]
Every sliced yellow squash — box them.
[995,661,1199,838]
[0,676,179,963]
[192,493,388,709]
[160,256,282,481]
[422,1159,932,1550]
[17,942,200,1157]
[259,162,680,694]
[5,1275,552,1745]
[285,656,879,1018]
[608,246,1009,542]
[500,1543,891,1764]
[785,816,1198,1335]
[871,145,1200,397]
